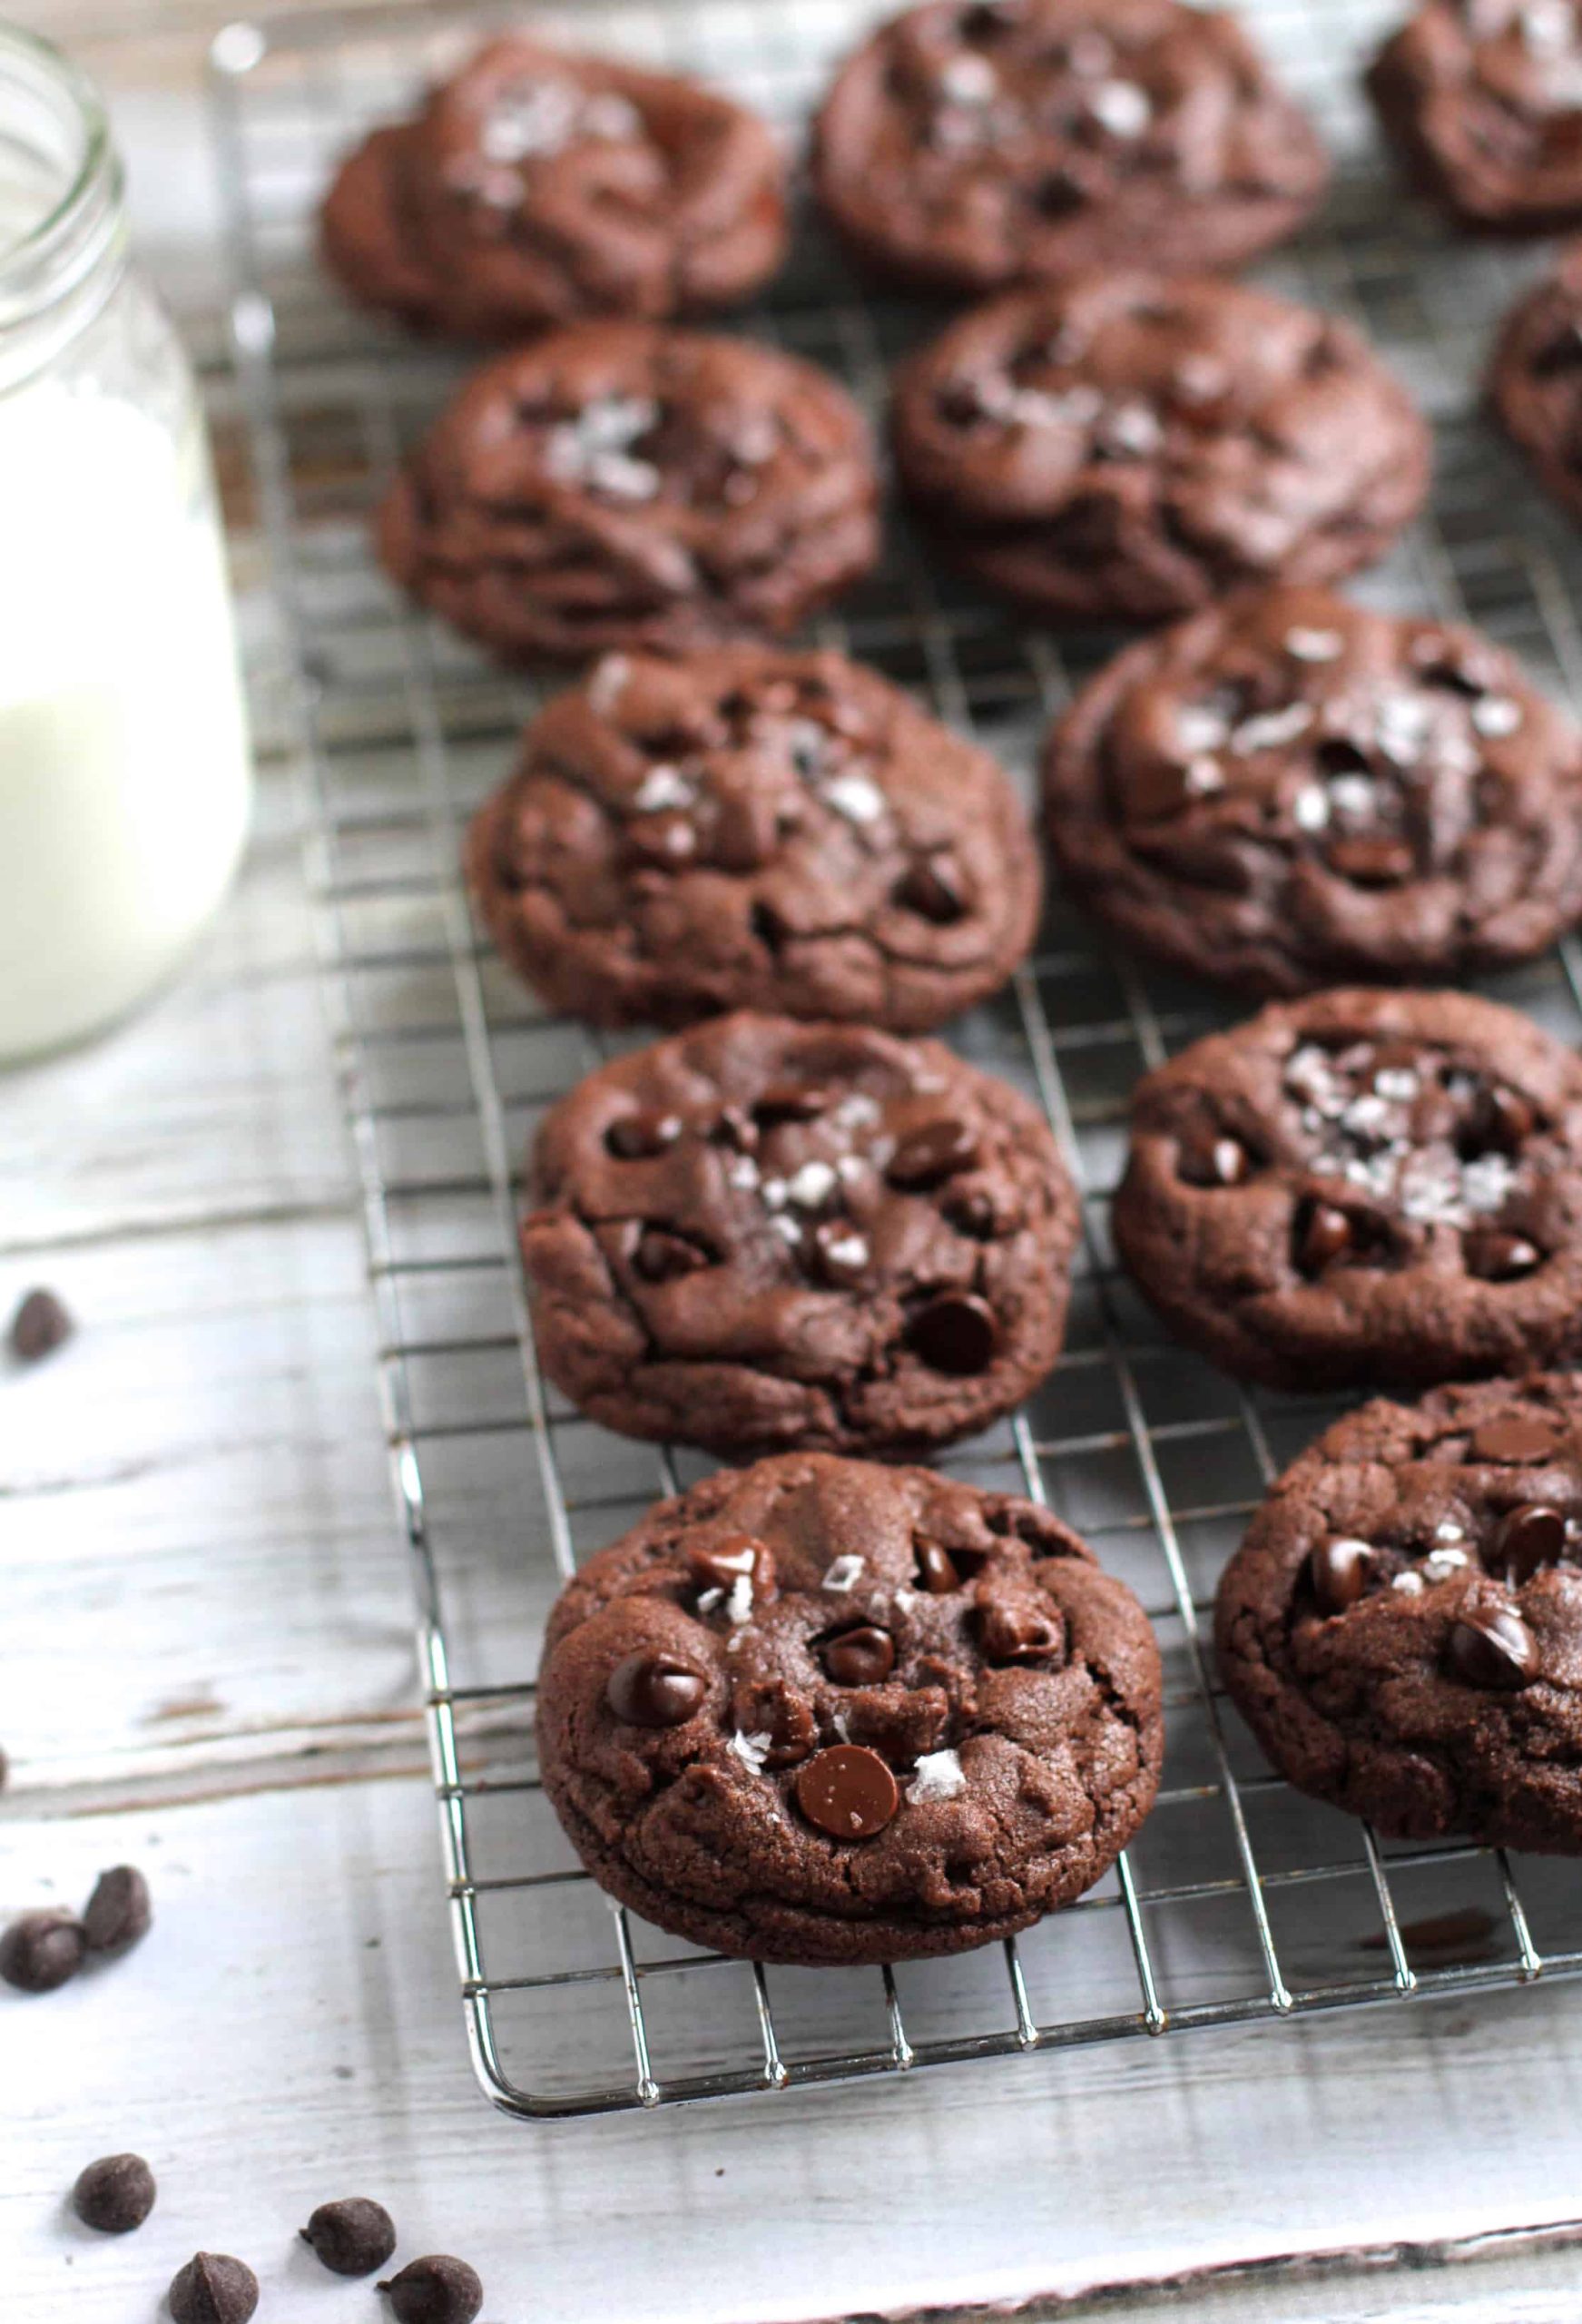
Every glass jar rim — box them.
[0,20,118,299]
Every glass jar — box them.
[0,23,251,1064]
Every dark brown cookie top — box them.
[1368,1,1582,231]
[320,36,787,338]
[378,324,880,665]
[521,1012,1079,1455]
[890,276,1431,627]
[535,1452,1164,1962]
[1045,586,1582,996]
[812,0,1328,295]
[1215,1375,1582,1851]
[1113,988,1582,1392]
[1490,240,1582,527]
[466,645,1041,1031]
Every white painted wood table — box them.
[8,4,1582,2318]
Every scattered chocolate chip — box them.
[1465,1229,1541,1281]
[978,1600,1060,1663]
[0,1910,86,1994]
[1297,1200,1354,1273]
[168,2252,259,2324]
[754,1082,833,1123]
[8,1286,73,1363]
[1447,1606,1539,1691]
[914,1537,960,1593]
[72,2152,156,2234]
[888,1119,981,1187]
[895,856,968,922]
[1307,1535,1373,1614]
[83,1866,151,1955]
[1179,1134,1251,1187]
[687,1533,772,1595]
[605,1109,683,1159]
[1469,1087,1535,1155]
[821,1626,897,1686]
[1492,1502,1567,1585]
[1325,834,1414,885]
[1469,1416,1559,1465]
[793,1744,899,1839]
[606,1651,707,1728]
[379,2255,484,2324]
[811,1219,870,1286]
[634,1228,711,1284]
[300,2197,398,2278]
[907,1291,998,1374]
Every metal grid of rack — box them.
[211,0,1582,2120]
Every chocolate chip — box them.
[379,2255,484,2324]
[1325,834,1414,885]
[1469,1416,1560,1465]
[634,1229,710,1283]
[895,857,969,922]
[821,1626,897,1686]
[1468,1086,1535,1154]
[8,1286,73,1363]
[1492,1502,1567,1584]
[606,1652,707,1728]
[72,2153,156,2234]
[1297,1200,1354,1273]
[82,1866,151,1955]
[915,1537,961,1593]
[888,1119,980,1187]
[1465,1229,1541,1281]
[1447,1606,1539,1690]
[755,1082,833,1123]
[168,2253,260,2324]
[978,1600,1060,1663]
[907,1292,998,1374]
[1179,1134,1251,1187]
[687,1532,772,1595]
[1307,1535,1373,1614]
[301,2197,398,2278]
[811,1220,870,1286]
[793,1744,899,1839]
[0,1910,86,1994]
[605,1109,683,1159]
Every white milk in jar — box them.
[0,26,251,1063]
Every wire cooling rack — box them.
[211,0,1582,2120]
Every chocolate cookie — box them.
[522,1013,1078,1455]
[890,276,1431,628]
[378,324,879,663]
[812,0,1327,296]
[1045,586,1582,996]
[467,646,1041,1030]
[1489,239,1582,527]
[320,36,786,339]
[536,1452,1164,1962]
[1113,988,1582,1393]
[1216,1375,1582,1851]
[1368,1,1582,233]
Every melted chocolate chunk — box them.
[606,1652,707,1727]
[1447,1605,1539,1691]
[908,1291,999,1374]
[821,1625,897,1685]
[1308,1535,1373,1613]
[793,1744,899,1838]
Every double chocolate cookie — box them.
[467,646,1041,1030]
[536,1452,1164,1962]
[1114,989,1582,1392]
[890,276,1431,628]
[378,324,879,662]
[522,1013,1079,1455]
[321,36,786,338]
[1490,240,1582,527]
[1368,1,1582,232]
[1216,1375,1582,1852]
[1045,586,1582,996]
[813,0,1328,295]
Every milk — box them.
[0,379,251,1061]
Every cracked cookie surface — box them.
[378,323,879,663]
[890,275,1430,628]
[1045,586,1582,996]
[1216,1375,1582,1850]
[467,645,1041,1030]
[536,1452,1164,1962]
[521,1013,1079,1455]
[320,34,786,339]
[813,0,1327,295]
[1114,988,1582,1392]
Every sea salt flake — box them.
[1293,785,1331,832]
[1184,756,1223,796]
[1522,0,1575,57]
[697,1587,724,1614]
[1177,704,1232,753]
[835,1153,868,1186]
[907,1748,967,1804]
[480,79,583,162]
[1327,773,1380,825]
[834,1094,880,1129]
[1392,1571,1426,1595]
[727,1156,761,1191]
[822,1554,865,1591]
[821,1232,869,1269]
[1460,1152,1518,1214]
[1423,1550,1470,1582]
[588,654,629,714]
[1435,1519,1467,1543]
[1101,399,1164,456]
[1285,626,1343,662]
[1232,703,1314,754]
[726,1574,754,1626]
[1086,78,1151,136]
[761,1177,788,1209]
[729,1729,772,1773]
[824,773,886,824]
[787,1159,838,1209]
[1374,1068,1420,1102]
[634,764,693,812]
[1471,694,1523,738]
[771,1214,802,1245]
[938,52,999,102]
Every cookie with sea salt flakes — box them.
[812,0,1328,296]
[1113,988,1582,1393]
[466,645,1042,1030]
[890,276,1431,629]
[1216,1375,1582,1851]
[535,1452,1164,1962]
[520,1012,1079,1456]
[320,34,787,339]
[1044,586,1582,996]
